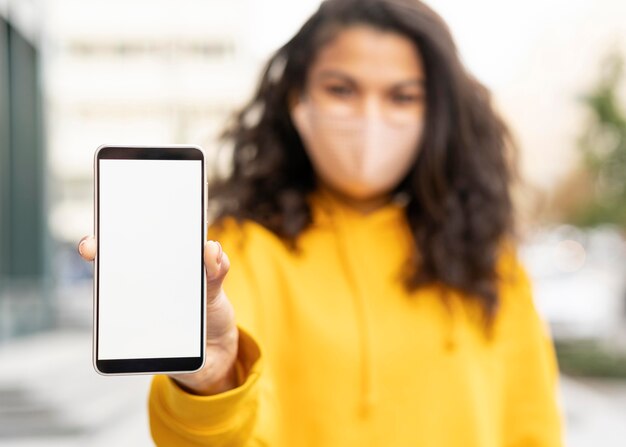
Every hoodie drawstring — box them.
[319,197,375,419]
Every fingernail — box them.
[78,240,86,255]
[216,241,223,266]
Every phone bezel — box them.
[93,144,207,375]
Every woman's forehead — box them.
[308,25,425,85]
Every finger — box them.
[204,240,230,300]
[78,235,97,261]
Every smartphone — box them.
[93,145,206,375]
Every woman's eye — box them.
[392,93,424,104]
[326,85,353,97]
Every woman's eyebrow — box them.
[315,70,357,85]
[316,70,425,89]
[393,79,426,89]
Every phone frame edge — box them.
[92,144,208,376]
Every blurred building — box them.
[0,0,49,342]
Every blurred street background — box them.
[1,0,626,445]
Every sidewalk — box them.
[560,375,626,446]
[0,331,152,446]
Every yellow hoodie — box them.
[149,189,564,446]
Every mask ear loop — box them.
[290,91,314,146]
[288,87,314,131]
[297,90,315,113]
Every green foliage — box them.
[555,340,626,378]
[574,49,626,228]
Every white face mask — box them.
[291,99,423,200]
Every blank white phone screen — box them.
[98,159,202,360]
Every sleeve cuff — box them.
[150,325,262,428]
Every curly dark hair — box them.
[209,0,520,330]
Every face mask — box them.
[291,99,423,200]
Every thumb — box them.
[204,240,230,301]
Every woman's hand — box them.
[78,236,240,396]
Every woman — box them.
[79,0,564,445]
